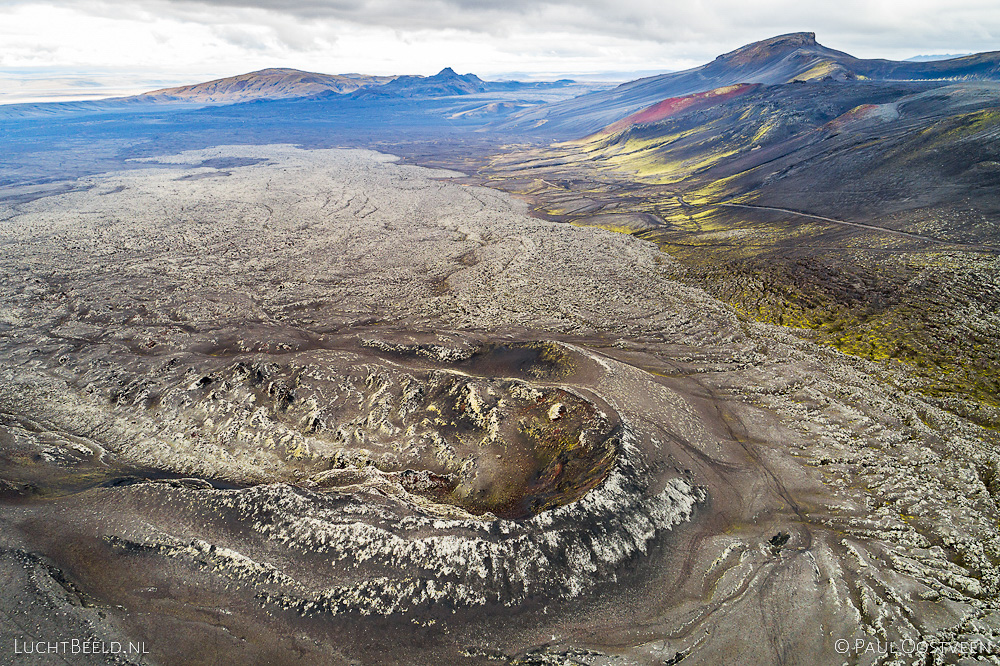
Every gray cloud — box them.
[102,0,1000,57]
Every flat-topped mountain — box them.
[138,68,395,103]
[505,32,1000,135]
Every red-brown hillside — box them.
[594,84,760,136]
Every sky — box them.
[1,0,998,102]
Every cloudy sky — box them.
[1,0,997,101]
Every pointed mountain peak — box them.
[437,67,459,77]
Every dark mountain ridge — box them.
[503,32,1000,136]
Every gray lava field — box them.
[2,144,1000,664]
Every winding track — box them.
[710,200,1000,252]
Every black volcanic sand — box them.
[1,146,999,665]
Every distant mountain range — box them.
[5,32,1000,134]
[503,32,1000,135]
[349,67,487,98]
[0,64,585,119]
[138,66,499,104]
[129,66,575,104]
[905,54,974,62]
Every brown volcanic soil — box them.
[1,146,999,665]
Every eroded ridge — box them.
[101,433,700,617]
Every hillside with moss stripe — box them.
[482,79,1000,426]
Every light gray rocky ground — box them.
[1,145,999,665]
